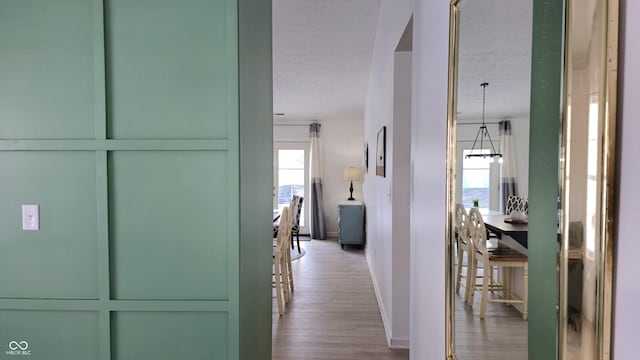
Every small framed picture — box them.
[376,126,386,177]
[364,142,369,172]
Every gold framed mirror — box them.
[559,0,618,358]
[445,0,619,359]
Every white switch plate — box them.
[22,204,39,231]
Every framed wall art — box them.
[376,126,386,177]
[364,142,369,172]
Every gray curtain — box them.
[309,123,326,239]
[499,120,519,213]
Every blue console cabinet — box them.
[338,201,364,249]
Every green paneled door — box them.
[0,0,250,358]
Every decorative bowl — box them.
[510,210,527,222]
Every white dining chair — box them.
[467,207,528,320]
[273,206,292,315]
[454,204,474,303]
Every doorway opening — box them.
[273,142,310,235]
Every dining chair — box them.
[289,195,304,253]
[454,204,473,303]
[284,210,295,294]
[272,207,295,298]
[273,206,293,316]
[273,213,280,238]
[506,195,528,215]
[467,207,528,320]
[457,205,495,304]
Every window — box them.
[461,149,491,208]
[274,145,308,229]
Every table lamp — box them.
[344,167,362,200]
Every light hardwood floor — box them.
[454,277,528,360]
[272,240,526,359]
[272,239,409,360]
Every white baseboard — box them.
[326,231,338,239]
[389,337,410,349]
[366,256,393,348]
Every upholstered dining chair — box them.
[467,207,529,320]
[506,195,528,215]
[273,206,292,316]
[273,214,280,238]
[289,195,304,253]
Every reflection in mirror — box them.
[447,0,619,359]
[451,0,533,359]
[560,0,618,359]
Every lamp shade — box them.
[344,167,362,181]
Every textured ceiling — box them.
[457,0,533,121]
[272,0,381,122]
[273,0,532,123]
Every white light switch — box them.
[22,204,39,231]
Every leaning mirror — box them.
[559,0,618,359]
[445,0,619,359]
[447,0,534,359]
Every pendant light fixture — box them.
[465,82,503,163]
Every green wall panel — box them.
[0,0,246,357]
[0,152,98,299]
[105,0,233,139]
[111,312,227,360]
[0,310,99,360]
[108,151,229,300]
[238,0,273,358]
[0,0,95,140]
[528,0,564,359]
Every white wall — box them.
[321,117,365,236]
[613,0,640,358]
[391,51,412,345]
[410,0,450,359]
[273,124,308,143]
[273,119,364,237]
[362,0,413,349]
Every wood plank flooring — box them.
[272,239,527,359]
[454,278,528,359]
[272,239,409,360]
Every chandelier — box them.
[465,82,503,163]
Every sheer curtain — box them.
[499,120,519,213]
[309,123,326,239]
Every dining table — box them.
[482,212,579,262]
[482,214,529,249]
